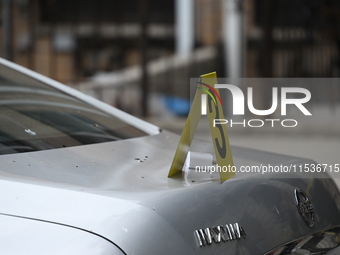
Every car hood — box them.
[0,131,340,254]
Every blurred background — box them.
[0,0,340,172]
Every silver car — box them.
[0,58,340,255]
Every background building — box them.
[1,0,340,116]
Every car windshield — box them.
[0,64,147,155]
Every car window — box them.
[0,64,147,155]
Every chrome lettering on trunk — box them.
[195,223,246,247]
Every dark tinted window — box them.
[0,64,147,155]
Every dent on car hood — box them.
[0,131,340,254]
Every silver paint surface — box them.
[0,131,340,254]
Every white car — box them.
[0,58,340,254]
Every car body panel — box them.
[0,214,125,255]
[1,131,340,254]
